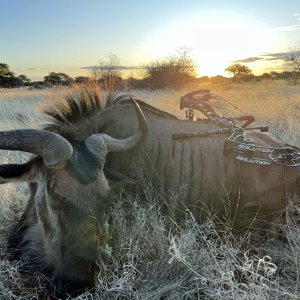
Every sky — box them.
[0,0,300,80]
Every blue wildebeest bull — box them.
[0,87,299,298]
[0,94,147,299]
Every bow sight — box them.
[173,90,300,167]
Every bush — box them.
[145,50,197,89]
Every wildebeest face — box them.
[0,99,148,299]
[0,152,107,298]
[48,142,110,212]
[40,154,109,299]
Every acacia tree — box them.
[0,63,14,77]
[0,63,23,88]
[0,63,14,87]
[225,63,252,77]
[18,74,31,83]
[44,72,73,86]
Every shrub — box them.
[145,50,197,89]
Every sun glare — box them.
[143,14,270,76]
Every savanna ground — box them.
[0,81,300,299]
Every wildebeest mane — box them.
[40,83,178,140]
[40,83,109,139]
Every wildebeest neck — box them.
[66,141,102,184]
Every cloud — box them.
[292,13,300,21]
[272,25,300,32]
[261,52,290,61]
[233,52,297,65]
[234,57,263,63]
[27,67,48,70]
[271,13,300,32]
[80,65,144,71]
[233,51,299,73]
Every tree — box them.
[225,63,252,77]
[44,72,73,86]
[270,71,279,80]
[289,46,300,73]
[0,63,31,88]
[8,77,23,88]
[288,46,300,84]
[74,76,89,84]
[145,49,197,89]
[90,54,124,91]
[0,63,14,77]
[18,74,31,83]
[0,63,19,88]
[91,54,121,80]
[44,72,61,85]
[261,72,271,79]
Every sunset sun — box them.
[144,14,272,76]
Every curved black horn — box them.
[85,98,148,160]
[0,129,73,166]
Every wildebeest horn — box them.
[85,98,148,160]
[0,130,73,166]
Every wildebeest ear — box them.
[0,157,42,184]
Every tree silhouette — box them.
[0,63,14,77]
[74,76,89,84]
[225,63,252,77]
[44,72,73,86]
[18,74,31,83]
[91,54,121,80]
[145,49,197,89]
[0,63,20,88]
[289,47,300,76]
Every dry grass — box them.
[0,81,300,299]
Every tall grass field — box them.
[0,81,300,299]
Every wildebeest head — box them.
[0,98,147,299]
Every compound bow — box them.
[173,90,300,167]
